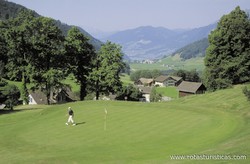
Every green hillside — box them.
[130,54,204,71]
[171,38,208,60]
[0,85,249,163]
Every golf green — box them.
[0,85,249,163]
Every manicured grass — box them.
[0,85,249,163]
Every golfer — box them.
[66,107,76,126]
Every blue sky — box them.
[9,0,250,33]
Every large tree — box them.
[0,22,8,78]
[3,10,36,104]
[64,27,95,100]
[29,16,66,104]
[89,41,125,100]
[204,6,250,90]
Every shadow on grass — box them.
[0,109,21,115]
[76,122,86,126]
[0,108,42,115]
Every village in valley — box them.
[27,74,206,105]
[135,75,206,102]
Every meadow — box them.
[156,86,179,99]
[0,85,249,163]
[130,55,205,72]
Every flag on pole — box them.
[104,108,107,131]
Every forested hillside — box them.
[171,38,208,60]
[0,0,102,49]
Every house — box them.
[28,90,47,105]
[137,86,152,102]
[28,88,76,105]
[177,81,206,97]
[154,75,183,87]
[0,104,6,109]
[134,78,154,86]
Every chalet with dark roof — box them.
[137,86,152,102]
[154,75,182,87]
[28,88,76,105]
[177,81,206,97]
[135,78,154,86]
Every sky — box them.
[8,0,250,35]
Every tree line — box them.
[0,10,125,107]
[130,69,201,82]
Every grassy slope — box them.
[0,85,249,163]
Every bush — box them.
[1,84,20,110]
[242,86,250,101]
[150,87,162,102]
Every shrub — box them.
[242,86,250,101]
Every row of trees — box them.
[130,70,161,82]
[0,10,125,105]
[130,69,201,82]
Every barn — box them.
[177,81,206,97]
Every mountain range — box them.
[101,24,217,60]
[2,1,249,62]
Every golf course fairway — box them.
[0,85,249,163]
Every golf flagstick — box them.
[104,108,107,131]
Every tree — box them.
[65,27,96,100]
[116,84,142,101]
[0,61,5,79]
[150,87,162,102]
[3,10,37,104]
[0,79,8,104]
[1,84,20,110]
[29,16,66,104]
[89,41,125,100]
[0,22,8,78]
[172,69,201,82]
[130,69,161,82]
[204,7,250,90]
[173,69,186,80]
[242,86,250,101]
